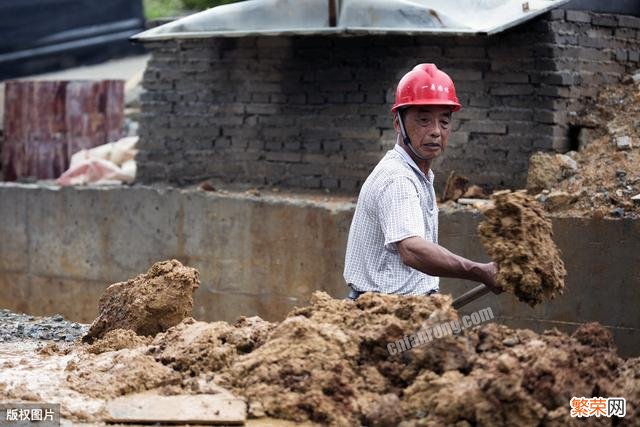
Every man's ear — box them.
[393,113,400,133]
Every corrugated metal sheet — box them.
[132,0,570,40]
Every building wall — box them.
[1,183,639,357]
[136,10,640,192]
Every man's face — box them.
[394,105,452,160]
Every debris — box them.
[477,191,566,306]
[56,136,138,186]
[0,309,88,342]
[199,181,217,192]
[246,188,261,197]
[526,152,577,193]
[148,316,274,376]
[441,171,469,202]
[632,194,640,205]
[106,393,246,425]
[83,260,200,343]
[522,76,640,218]
[462,184,487,199]
[1,277,638,425]
[456,198,493,211]
[86,329,152,354]
[611,207,625,218]
[544,190,578,211]
[66,348,181,399]
[615,135,632,151]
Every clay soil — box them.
[3,259,634,426]
[52,291,640,426]
[478,191,566,306]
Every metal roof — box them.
[132,0,570,41]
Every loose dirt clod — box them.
[83,260,199,342]
[149,316,275,376]
[85,329,152,354]
[478,190,566,306]
[66,348,181,399]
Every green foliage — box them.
[144,0,184,20]
[182,0,243,10]
[143,0,245,20]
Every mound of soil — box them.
[83,260,199,343]
[64,264,638,426]
[526,78,640,218]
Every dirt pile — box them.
[526,77,640,218]
[148,316,275,376]
[66,348,180,399]
[62,258,637,425]
[526,153,578,193]
[67,284,639,426]
[399,323,629,426]
[229,292,464,425]
[83,259,199,342]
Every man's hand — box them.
[479,262,503,294]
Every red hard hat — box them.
[391,64,461,112]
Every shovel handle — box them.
[452,284,491,309]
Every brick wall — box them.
[137,10,640,193]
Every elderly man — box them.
[343,64,501,300]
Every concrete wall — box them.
[136,10,640,192]
[0,183,639,356]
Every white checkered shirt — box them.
[344,144,439,295]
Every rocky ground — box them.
[0,308,87,342]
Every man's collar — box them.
[393,144,434,182]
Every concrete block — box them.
[490,84,534,96]
[547,8,565,20]
[618,15,640,29]
[265,152,302,162]
[463,122,507,135]
[0,185,28,272]
[591,14,618,27]
[615,49,628,62]
[484,72,530,83]
[565,10,591,23]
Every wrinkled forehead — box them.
[396,105,453,121]
[410,105,453,117]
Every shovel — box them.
[452,284,492,309]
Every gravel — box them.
[0,308,88,342]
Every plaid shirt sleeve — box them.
[376,176,427,251]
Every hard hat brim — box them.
[391,100,461,113]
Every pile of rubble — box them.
[442,75,640,219]
[526,76,640,218]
